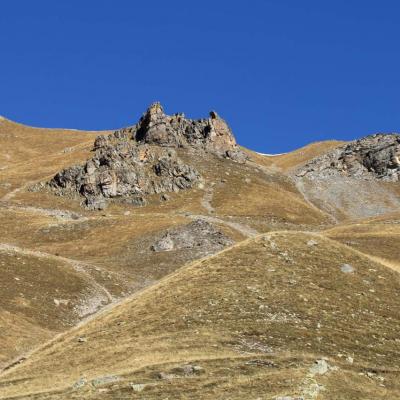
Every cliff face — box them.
[46,103,246,209]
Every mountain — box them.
[0,105,399,399]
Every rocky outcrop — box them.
[47,103,246,209]
[296,134,400,182]
[293,134,400,220]
[50,144,201,210]
[115,102,247,162]
[151,219,233,255]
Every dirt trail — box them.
[0,187,23,202]
[186,185,259,238]
[200,187,215,214]
[0,139,94,202]
[364,255,400,273]
[0,233,260,378]
[320,237,400,274]
[130,207,259,238]
[198,184,258,238]
[0,203,88,222]
[0,243,114,302]
[0,173,54,202]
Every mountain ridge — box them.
[0,104,399,399]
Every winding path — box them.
[0,243,114,302]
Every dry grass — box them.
[1,231,399,399]
[0,312,52,371]
[245,140,345,172]
[1,119,399,399]
[324,214,400,269]
[0,119,106,199]
[0,249,101,371]
[0,120,336,372]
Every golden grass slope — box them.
[0,118,104,198]
[324,211,400,273]
[0,312,52,373]
[245,140,345,172]
[1,231,399,399]
[0,248,110,371]
[0,118,337,371]
[1,118,399,399]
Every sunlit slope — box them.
[0,119,335,371]
[0,312,52,372]
[0,248,109,370]
[246,140,345,172]
[325,211,400,272]
[0,118,104,197]
[1,231,399,399]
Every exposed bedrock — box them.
[46,103,247,209]
[296,134,400,181]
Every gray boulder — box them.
[151,219,233,255]
[340,264,355,273]
[151,234,174,252]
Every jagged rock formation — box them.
[47,103,246,209]
[296,134,400,182]
[49,144,200,210]
[116,102,246,161]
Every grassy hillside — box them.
[1,118,399,399]
[246,140,345,172]
[324,212,400,273]
[1,231,399,399]
[0,119,338,371]
[0,118,102,198]
[0,248,109,370]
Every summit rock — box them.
[117,102,245,160]
[45,103,247,209]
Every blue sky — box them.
[0,1,399,153]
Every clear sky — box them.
[0,1,399,153]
